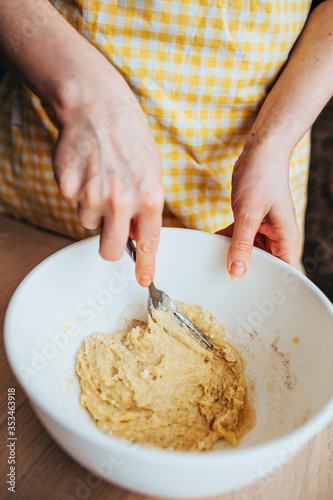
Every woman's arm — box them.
[250,0,333,151]
[220,0,333,280]
[0,0,99,116]
[0,0,165,287]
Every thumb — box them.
[228,213,262,282]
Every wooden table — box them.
[0,215,332,500]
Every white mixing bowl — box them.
[4,229,333,498]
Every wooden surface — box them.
[0,215,332,500]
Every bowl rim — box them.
[4,228,333,464]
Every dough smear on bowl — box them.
[76,303,254,451]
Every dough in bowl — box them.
[76,303,254,451]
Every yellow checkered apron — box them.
[0,0,311,260]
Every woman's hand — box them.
[217,135,299,281]
[218,0,333,281]
[0,0,164,287]
[53,64,164,288]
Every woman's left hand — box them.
[217,135,300,281]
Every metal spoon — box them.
[125,238,213,349]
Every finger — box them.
[77,163,104,230]
[134,217,162,287]
[218,223,270,255]
[219,224,275,253]
[99,209,131,261]
[52,131,86,207]
[53,121,103,208]
[228,212,263,282]
[134,191,164,287]
[253,231,271,252]
[259,221,300,269]
[77,204,102,230]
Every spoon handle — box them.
[126,237,137,263]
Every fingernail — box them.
[140,275,152,287]
[230,262,245,282]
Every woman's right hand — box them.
[53,62,165,287]
[0,0,164,285]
